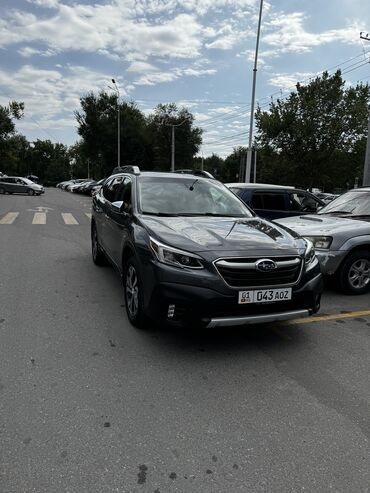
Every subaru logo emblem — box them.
[255,259,277,272]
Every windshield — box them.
[318,191,370,216]
[138,176,253,217]
[22,178,35,185]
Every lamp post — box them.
[166,118,189,172]
[110,79,121,168]
[245,0,264,183]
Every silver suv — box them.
[0,176,44,196]
[276,187,370,294]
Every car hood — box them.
[139,215,305,255]
[276,214,370,237]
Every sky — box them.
[1,0,370,158]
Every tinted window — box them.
[251,192,264,209]
[229,187,244,197]
[251,192,286,211]
[115,178,132,212]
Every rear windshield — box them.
[138,176,253,217]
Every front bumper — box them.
[207,309,309,328]
[143,257,323,327]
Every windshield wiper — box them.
[141,212,180,217]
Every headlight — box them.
[150,237,204,269]
[304,239,317,271]
[304,236,332,249]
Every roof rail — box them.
[111,165,140,176]
[173,169,215,179]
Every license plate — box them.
[238,288,292,304]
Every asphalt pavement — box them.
[1,189,370,493]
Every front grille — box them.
[214,256,303,288]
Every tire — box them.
[27,189,35,196]
[0,187,4,194]
[91,223,107,266]
[337,250,370,294]
[124,256,147,329]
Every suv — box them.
[226,183,324,220]
[0,176,44,195]
[91,167,322,328]
[276,187,370,294]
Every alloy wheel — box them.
[126,265,139,319]
[348,259,370,290]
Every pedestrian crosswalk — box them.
[0,212,19,224]
[0,211,92,225]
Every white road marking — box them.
[32,212,46,224]
[62,213,79,225]
[0,212,19,224]
[85,213,92,219]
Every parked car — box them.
[0,176,44,195]
[90,179,106,196]
[276,187,370,294]
[226,183,325,220]
[91,167,322,329]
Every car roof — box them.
[110,171,217,182]
[226,182,296,190]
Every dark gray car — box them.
[0,176,44,196]
[91,167,322,329]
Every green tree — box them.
[25,139,70,184]
[146,104,202,171]
[193,153,225,179]
[0,101,25,174]
[255,71,370,190]
[223,147,248,182]
[75,92,150,177]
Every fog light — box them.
[167,304,175,319]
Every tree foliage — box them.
[146,103,202,170]
[255,70,370,189]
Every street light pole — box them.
[111,79,121,168]
[360,33,370,185]
[245,0,264,183]
[166,118,189,172]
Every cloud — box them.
[133,66,216,86]
[18,46,58,57]
[263,12,360,56]
[0,5,205,61]
[127,61,158,73]
[267,72,315,90]
[0,64,126,140]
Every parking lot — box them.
[1,188,370,493]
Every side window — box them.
[289,192,319,212]
[229,187,244,197]
[251,192,264,209]
[115,178,132,213]
[252,192,286,211]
